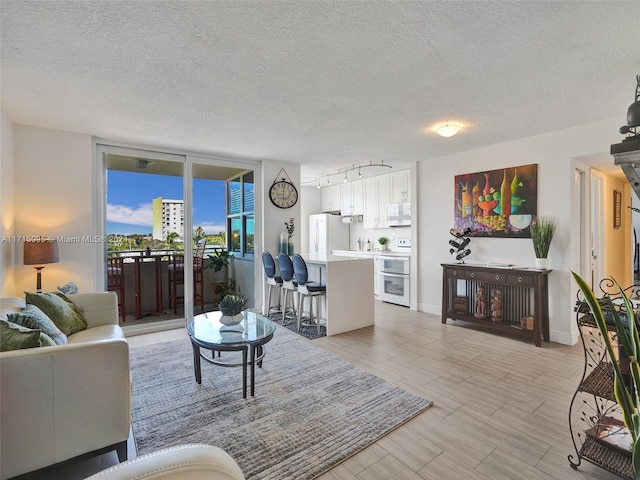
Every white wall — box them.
[1,112,16,296]
[260,162,301,256]
[13,125,95,295]
[417,117,623,345]
[259,161,301,311]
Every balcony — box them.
[107,246,232,327]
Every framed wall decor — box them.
[453,163,538,238]
[613,190,622,229]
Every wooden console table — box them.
[441,263,551,347]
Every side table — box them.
[185,310,276,398]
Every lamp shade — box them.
[24,240,59,265]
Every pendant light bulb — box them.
[358,167,363,179]
[343,172,348,183]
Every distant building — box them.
[152,197,184,241]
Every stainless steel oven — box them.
[378,255,410,307]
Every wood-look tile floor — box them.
[47,301,619,479]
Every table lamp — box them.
[23,240,59,293]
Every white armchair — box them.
[83,444,245,480]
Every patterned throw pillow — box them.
[7,304,68,345]
[24,291,87,336]
[0,319,56,351]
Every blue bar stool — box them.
[262,252,283,316]
[292,254,326,335]
[277,253,298,325]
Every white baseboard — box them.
[549,328,577,346]
[417,302,441,316]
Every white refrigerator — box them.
[308,214,350,257]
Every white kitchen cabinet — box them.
[321,184,342,213]
[363,175,389,228]
[341,179,363,216]
[389,169,410,203]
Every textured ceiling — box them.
[1,0,639,183]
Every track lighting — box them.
[305,161,392,188]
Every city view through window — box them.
[103,154,255,321]
[106,170,227,252]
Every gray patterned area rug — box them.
[130,328,433,480]
[265,311,327,340]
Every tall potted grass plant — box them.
[530,216,557,269]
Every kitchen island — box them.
[301,253,375,336]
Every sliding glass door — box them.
[97,144,257,327]
[99,145,186,324]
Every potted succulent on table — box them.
[218,293,248,327]
[530,216,557,269]
[378,237,389,251]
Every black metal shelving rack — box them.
[568,288,634,479]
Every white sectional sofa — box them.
[0,292,131,480]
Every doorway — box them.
[591,170,605,287]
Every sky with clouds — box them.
[107,171,226,235]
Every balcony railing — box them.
[106,246,228,324]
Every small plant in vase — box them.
[218,293,248,326]
[285,217,295,255]
[530,216,557,269]
[378,237,389,251]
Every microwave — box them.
[387,202,411,227]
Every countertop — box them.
[299,253,375,264]
[332,249,411,258]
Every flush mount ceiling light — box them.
[436,123,462,138]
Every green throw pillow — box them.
[7,304,68,345]
[0,320,55,351]
[25,291,87,336]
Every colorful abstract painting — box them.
[454,163,537,238]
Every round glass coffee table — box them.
[186,310,276,398]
